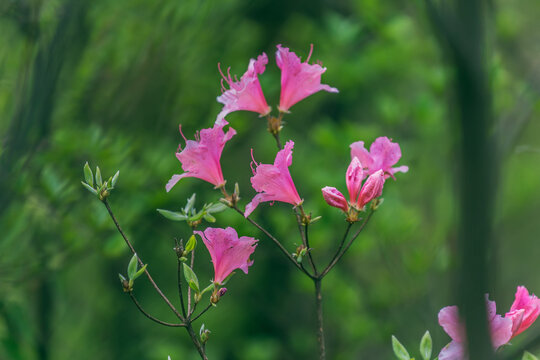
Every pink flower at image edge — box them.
[276,44,338,112]
[195,227,258,285]
[245,140,303,217]
[506,286,540,338]
[166,121,236,192]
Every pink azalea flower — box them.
[166,121,236,192]
[321,187,348,212]
[321,159,384,213]
[506,286,540,338]
[350,137,408,178]
[194,227,258,285]
[438,298,513,360]
[216,53,271,125]
[245,140,303,217]
[276,44,338,112]
[356,170,385,209]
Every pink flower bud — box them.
[321,186,348,213]
[356,170,385,208]
[346,157,364,203]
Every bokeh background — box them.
[1,0,540,359]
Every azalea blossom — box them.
[321,158,385,213]
[276,44,338,112]
[506,286,540,338]
[195,227,258,285]
[350,136,408,178]
[245,140,303,217]
[438,298,513,360]
[166,121,236,192]
[216,53,271,125]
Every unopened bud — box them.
[321,186,348,213]
[357,170,385,209]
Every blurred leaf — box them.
[184,193,196,213]
[523,351,539,360]
[206,203,227,213]
[81,181,97,195]
[392,335,410,360]
[157,209,188,221]
[84,162,93,187]
[420,331,432,360]
[95,166,103,187]
[127,253,138,280]
[183,263,199,293]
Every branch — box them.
[320,211,373,278]
[191,303,213,323]
[231,204,315,279]
[102,199,184,320]
[177,257,187,318]
[128,293,185,328]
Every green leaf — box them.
[201,283,215,296]
[203,213,216,223]
[111,170,120,187]
[157,209,188,221]
[95,166,103,187]
[184,235,197,252]
[183,263,199,292]
[184,193,196,213]
[81,181,98,195]
[84,162,93,187]
[523,351,539,360]
[133,264,147,280]
[118,274,126,282]
[127,254,138,280]
[392,335,410,360]
[206,203,227,213]
[420,331,432,360]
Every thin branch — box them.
[314,279,326,360]
[320,212,374,278]
[102,199,184,320]
[187,249,195,316]
[231,204,315,279]
[321,222,353,278]
[191,303,213,323]
[304,223,318,276]
[185,322,208,360]
[128,293,185,328]
[177,258,187,318]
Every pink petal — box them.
[167,122,236,190]
[195,227,258,284]
[276,44,338,112]
[506,286,540,337]
[346,157,364,203]
[357,169,385,208]
[321,186,348,212]
[439,341,466,360]
[216,53,271,124]
[350,141,374,171]
[246,140,302,216]
[439,306,465,343]
[350,137,408,178]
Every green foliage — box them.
[523,351,539,360]
[419,331,432,360]
[183,263,200,294]
[392,335,411,360]
[1,0,539,359]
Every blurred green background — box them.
[1,0,540,359]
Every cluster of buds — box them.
[81,162,119,201]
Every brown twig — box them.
[128,293,185,328]
[102,199,184,320]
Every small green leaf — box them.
[201,283,215,296]
[184,193,196,213]
[420,331,432,360]
[189,209,205,222]
[118,274,126,282]
[203,213,216,223]
[157,209,188,221]
[84,162,93,187]
[183,263,199,292]
[133,264,147,280]
[127,254,138,280]
[81,181,98,195]
[111,170,120,187]
[184,235,197,253]
[523,351,539,360]
[95,166,103,187]
[392,335,410,360]
[206,203,227,213]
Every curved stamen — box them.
[306,43,314,63]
